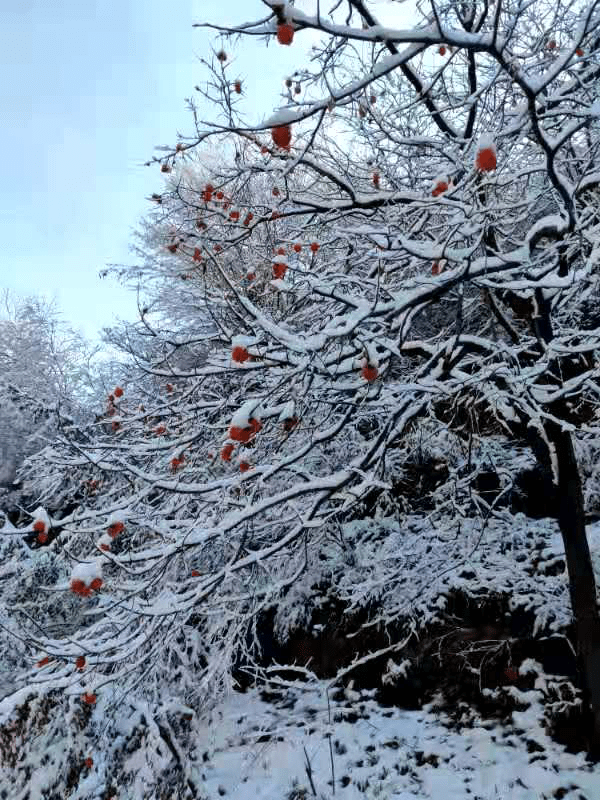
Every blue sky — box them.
[0,0,410,341]
[0,0,320,340]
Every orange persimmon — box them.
[271,124,292,151]
[273,262,287,280]
[108,521,124,538]
[277,23,294,45]
[221,443,235,461]
[361,364,379,382]
[232,345,250,363]
[475,146,497,172]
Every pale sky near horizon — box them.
[1,0,412,341]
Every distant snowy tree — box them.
[0,291,98,489]
[9,0,600,759]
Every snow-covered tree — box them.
[8,0,600,757]
[0,291,97,490]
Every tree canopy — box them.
[5,0,600,760]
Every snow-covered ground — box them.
[192,679,600,800]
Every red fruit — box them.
[276,247,286,255]
[576,47,584,56]
[85,757,93,769]
[191,569,200,577]
[272,188,280,197]
[170,457,184,472]
[193,248,202,262]
[432,180,448,197]
[239,461,251,472]
[293,244,302,253]
[432,261,442,276]
[234,80,242,94]
[108,521,124,538]
[114,386,123,398]
[107,393,114,402]
[277,23,294,46]
[247,272,256,281]
[310,242,320,253]
[261,145,269,154]
[166,383,174,393]
[283,416,298,432]
[228,426,253,443]
[37,531,48,544]
[271,124,292,151]
[273,262,287,280]
[214,244,222,253]
[155,425,166,435]
[71,579,92,597]
[202,184,214,202]
[229,210,240,221]
[160,164,171,173]
[100,543,110,552]
[249,418,262,434]
[89,577,103,591]
[244,214,253,226]
[216,191,224,200]
[75,656,86,670]
[167,243,178,254]
[82,693,97,705]
[547,39,557,50]
[361,365,379,382]
[232,345,250,363]
[439,45,446,55]
[475,146,497,172]
[33,520,46,533]
[37,656,50,668]
[111,421,121,432]
[372,172,380,188]
[271,211,281,220]
[221,443,235,461]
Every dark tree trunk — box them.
[545,420,600,755]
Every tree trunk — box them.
[546,420,600,754]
